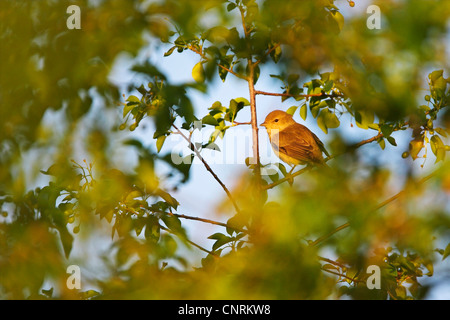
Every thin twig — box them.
[254,43,281,67]
[170,212,246,234]
[255,90,342,99]
[263,132,385,190]
[172,124,241,214]
[187,45,245,80]
[310,169,439,247]
[159,223,218,257]
[321,267,365,284]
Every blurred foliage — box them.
[1,0,450,300]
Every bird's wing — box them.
[273,125,320,163]
[311,131,330,158]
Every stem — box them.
[310,169,438,247]
[247,60,262,184]
[186,45,246,80]
[263,132,385,190]
[170,212,246,234]
[172,124,241,214]
[158,223,218,257]
[255,90,342,99]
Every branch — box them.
[186,45,246,80]
[263,132,385,190]
[255,90,342,99]
[254,43,281,67]
[172,124,241,214]
[170,212,247,234]
[309,169,439,247]
[158,223,218,257]
[321,267,365,284]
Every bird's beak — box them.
[260,121,267,127]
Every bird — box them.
[260,110,330,167]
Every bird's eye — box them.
[274,119,279,122]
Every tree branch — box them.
[255,90,342,99]
[170,212,246,234]
[254,43,281,67]
[263,132,385,190]
[309,169,439,247]
[172,124,241,214]
[186,45,246,80]
[158,223,218,257]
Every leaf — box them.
[317,111,328,134]
[323,108,340,129]
[386,136,397,146]
[430,135,446,163]
[286,106,298,115]
[203,142,221,152]
[323,80,334,92]
[164,46,177,57]
[145,215,160,243]
[409,139,424,160]
[123,104,135,118]
[317,108,340,134]
[442,243,450,261]
[227,2,237,11]
[355,110,374,129]
[155,188,179,209]
[331,11,345,31]
[233,97,250,106]
[270,44,282,63]
[429,70,444,83]
[192,62,205,83]
[56,223,74,259]
[300,104,307,120]
[161,214,184,235]
[156,135,166,153]
[208,232,232,251]
[126,95,140,104]
[202,114,220,126]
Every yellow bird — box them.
[260,110,330,166]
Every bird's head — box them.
[260,110,296,132]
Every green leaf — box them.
[323,108,340,129]
[300,104,307,120]
[409,140,424,160]
[233,97,250,106]
[202,115,220,126]
[270,44,282,63]
[164,46,177,57]
[161,214,184,235]
[355,110,374,129]
[331,11,345,31]
[442,243,450,261]
[203,142,221,152]
[379,123,394,137]
[286,106,298,116]
[156,135,166,153]
[386,136,397,146]
[126,95,140,104]
[155,188,179,209]
[323,80,334,92]
[317,111,328,134]
[145,215,160,243]
[429,70,443,83]
[123,104,134,118]
[192,62,205,83]
[430,135,445,163]
[208,232,232,251]
[227,2,237,11]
